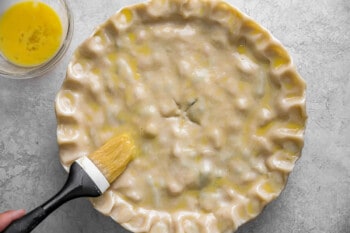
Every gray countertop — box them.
[0,0,349,232]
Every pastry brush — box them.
[3,134,135,233]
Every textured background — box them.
[0,0,349,232]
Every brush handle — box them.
[3,162,102,233]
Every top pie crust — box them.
[55,0,306,232]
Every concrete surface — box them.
[0,0,349,232]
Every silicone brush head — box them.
[88,134,136,184]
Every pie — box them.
[55,0,306,232]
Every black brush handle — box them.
[2,162,102,233]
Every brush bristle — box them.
[88,134,136,184]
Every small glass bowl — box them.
[0,0,73,79]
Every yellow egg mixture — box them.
[0,0,63,66]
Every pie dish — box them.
[55,0,306,232]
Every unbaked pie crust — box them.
[55,0,306,232]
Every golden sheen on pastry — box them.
[55,0,306,232]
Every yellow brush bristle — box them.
[88,134,136,184]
